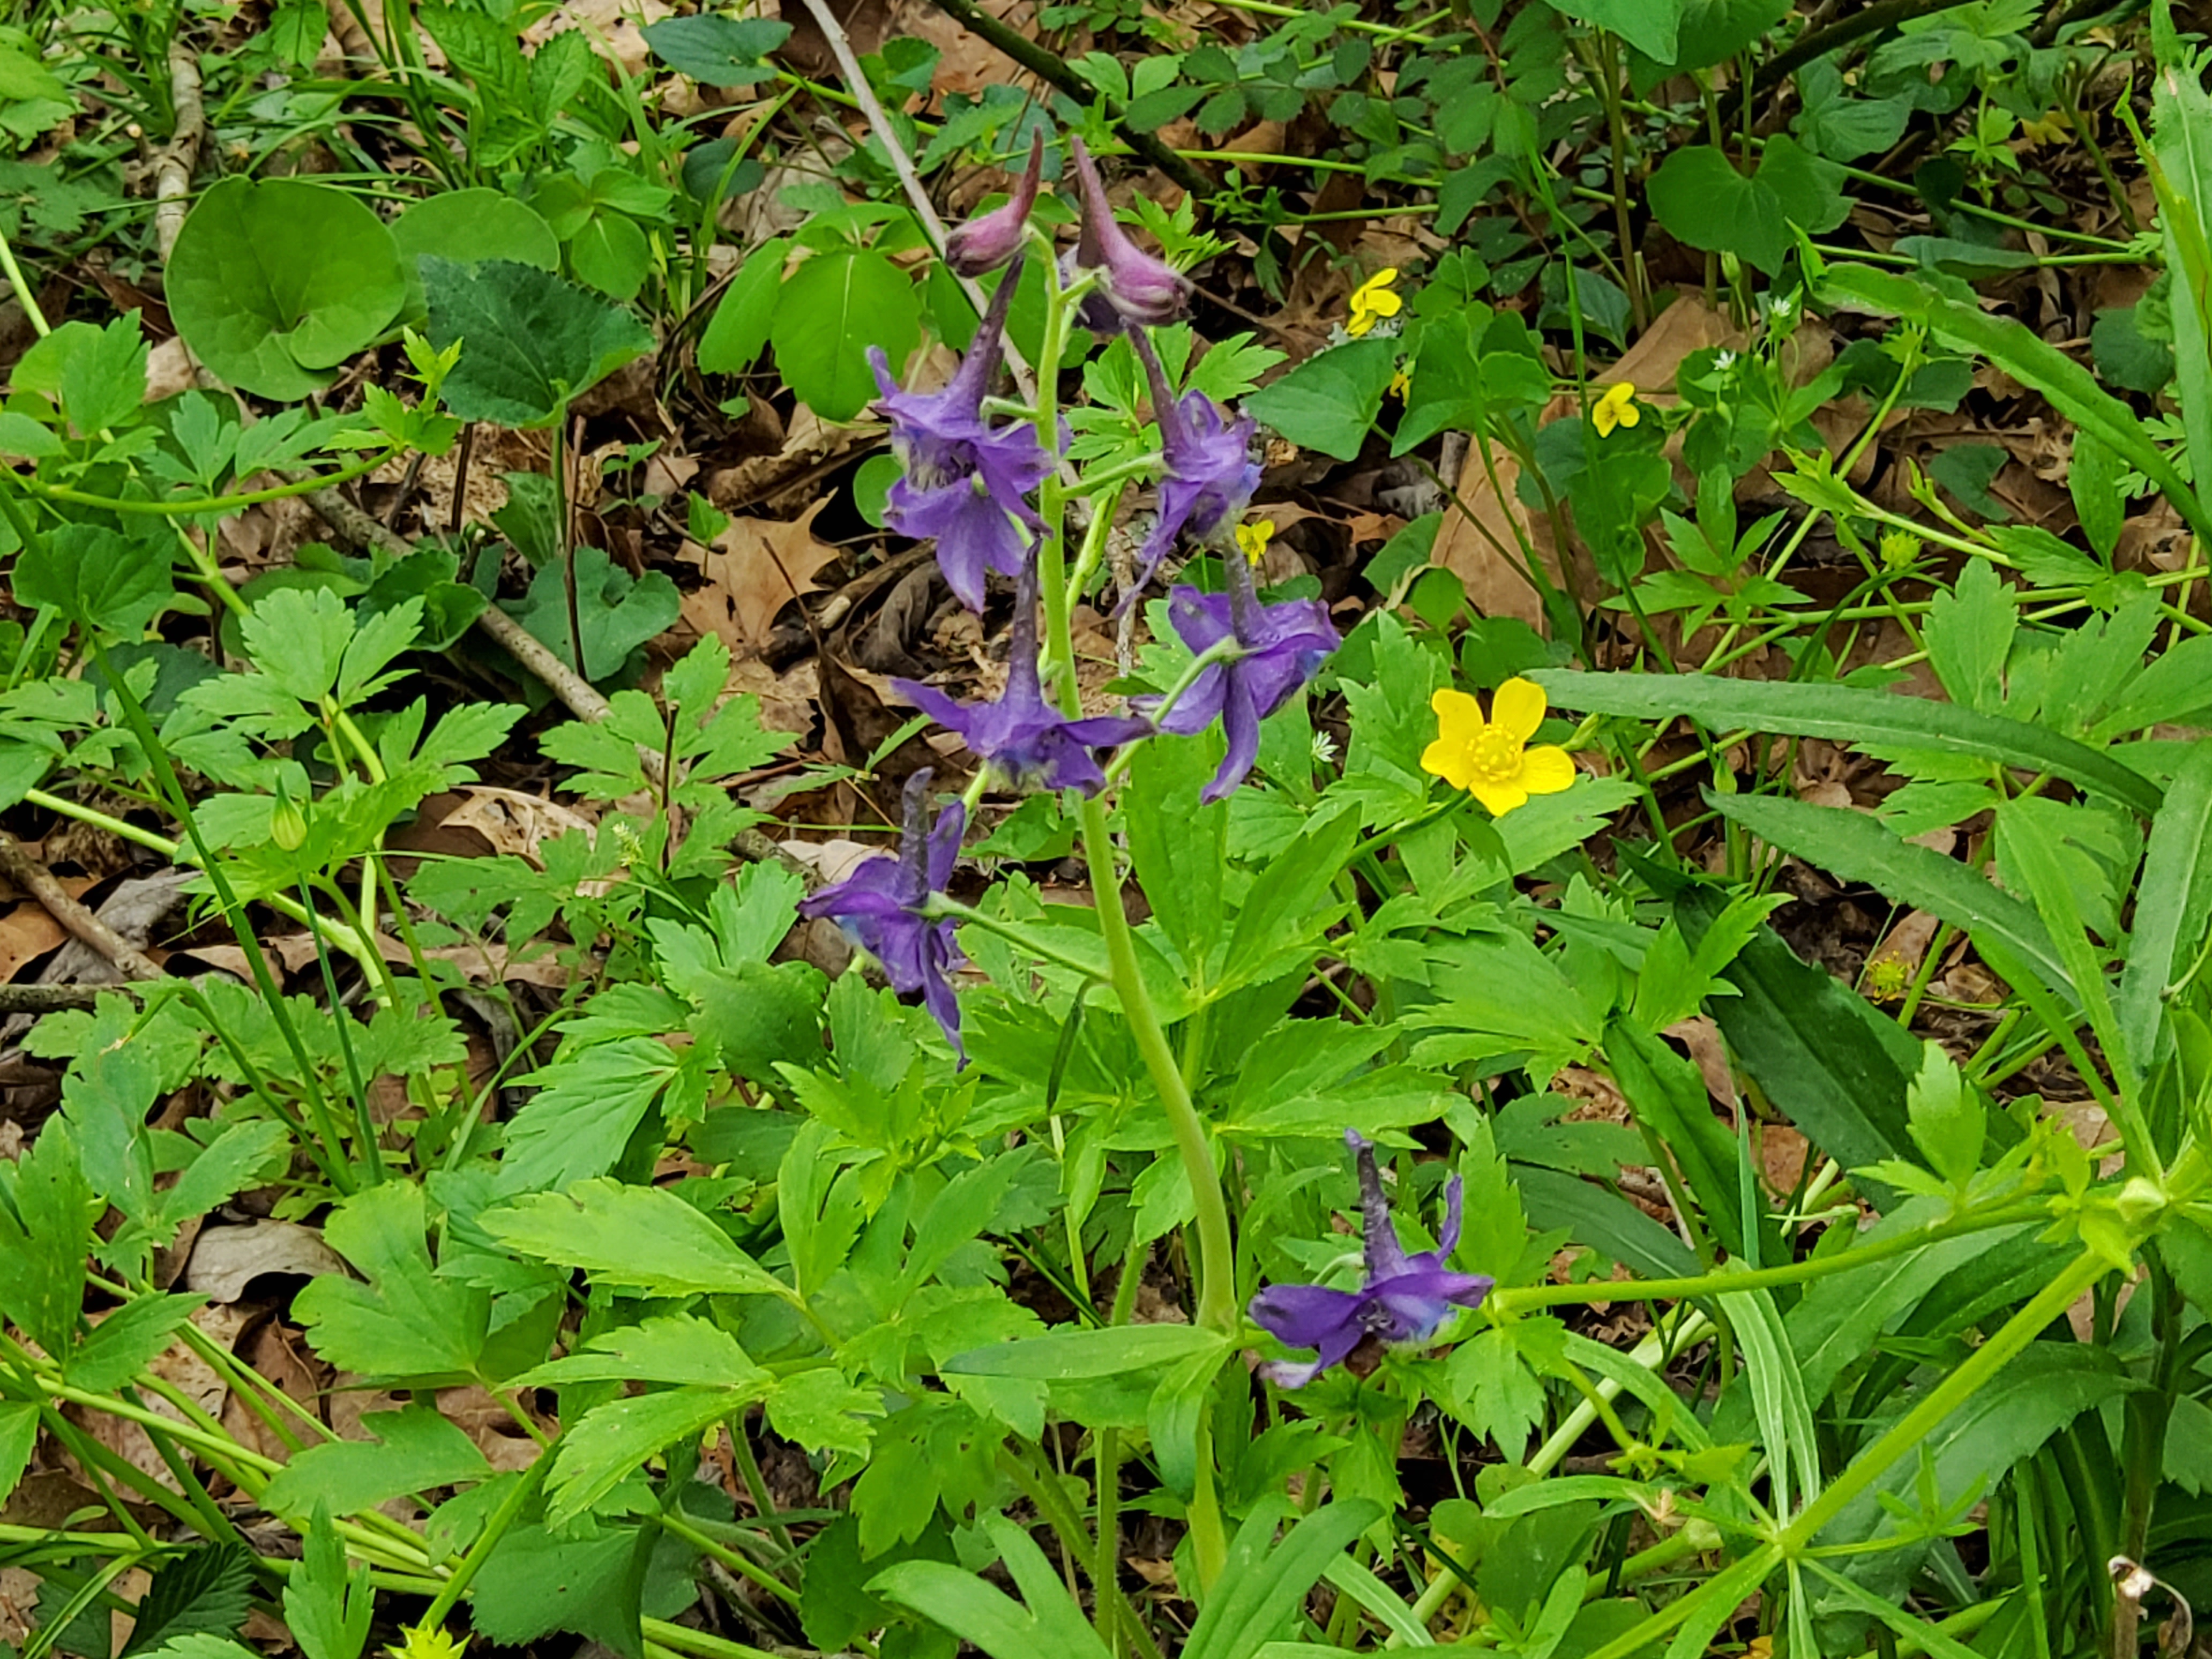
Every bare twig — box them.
[152,44,204,265]
[0,983,140,1013]
[0,832,164,982]
[301,487,818,885]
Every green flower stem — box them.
[659,1510,800,1607]
[641,1620,782,1659]
[727,1412,795,1554]
[1492,1201,2051,1312]
[929,897,1104,982]
[417,1453,550,1629]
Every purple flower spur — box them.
[1122,326,1261,607]
[1248,1130,1494,1389]
[798,770,967,1057]
[1148,548,1337,803]
[944,128,1043,277]
[895,552,1149,795]
[867,253,1053,613]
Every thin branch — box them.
[0,832,163,982]
[153,44,203,264]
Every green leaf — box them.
[1605,1019,1754,1261]
[769,248,923,421]
[471,1516,703,1659]
[873,1515,1116,1659]
[482,1177,791,1301]
[0,1120,95,1356]
[498,1036,683,1194]
[943,1324,1228,1380]
[1513,1164,1700,1280]
[168,179,407,400]
[696,237,788,375]
[1242,338,1396,462]
[690,960,825,1083]
[391,190,559,320]
[1904,1041,1983,1188]
[0,1401,36,1506]
[764,1368,883,1456]
[283,1507,373,1659]
[1541,0,1682,61]
[424,257,654,427]
[1819,261,2212,549]
[121,1546,257,1657]
[2118,739,2212,1067]
[548,1385,763,1522]
[44,312,151,438]
[1922,559,2015,715]
[70,1293,203,1394]
[515,1314,766,1389]
[642,15,792,84]
[1647,138,1846,274]
[503,545,680,684]
[1148,1343,1229,1501]
[292,1181,488,1381]
[262,1405,492,1518]
[14,521,175,637]
[1531,667,2163,818]
[1703,791,2074,1001]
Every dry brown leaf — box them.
[440,786,602,864]
[686,498,842,655]
[186,1222,349,1304]
[0,903,64,982]
[520,0,673,77]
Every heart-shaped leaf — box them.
[168,178,407,400]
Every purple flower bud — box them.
[945,129,1044,278]
[798,770,968,1058]
[1248,1130,1493,1389]
[1063,137,1184,330]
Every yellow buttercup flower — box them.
[1235,518,1275,566]
[1591,382,1639,437]
[1421,678,1576,817]
[1346,268,1402,337]
[1387,363,1410,399]
[388,1628,466,1659]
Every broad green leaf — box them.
[763,1367,883,1456]
[70,1293,203,1394]
[292,1181,489,1381]
[502,545,680,684]
[1242,338,1395,461]
[944,1324,1227,1380]
[497,1035,683,1194]
[1149,1343,1230,1501]
[696,237,789,374]
[515,1314,767,1389]
[283,1507,372,1659]
[641,14,792,84]
[23,312,151,438]
[482,1177,791,1301]
[0,1401,36,1506]
[0,1121,95,1356]
[470,1516,703,1659]
[262,1406,492,1518]
[14,521,175,637]
[1541,0,1682,60]
[769,247,922,421]
[1531,667,2163,818]
[424,257,655,427]
[168,179,407,400]
[547,1385,763,1522]
[1706,791,2074,1000]
[391,189,559,320]
[1818,261,2212,548]
[1513,1164,1700,1280]
[1647,139,1847,275]
[689,960,825,1082]
[2118,738,2212,1066]
[119,1544,256,1656]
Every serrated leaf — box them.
[120,1543,256,1656]
[548,1385,762,1522]
[283,1507,372,1659]
[424,257,654,427]
[292,1182,488,1381]
[262,1406,494,1519]
[482,1177,791,1300]
[496,1037,682,1194]
[515,1313,767,1389]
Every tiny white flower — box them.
[1311,730,1340,767]
[1713,349,1737,371]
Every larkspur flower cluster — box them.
[804,130,1342,1054]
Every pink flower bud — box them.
[944,129,1043,278]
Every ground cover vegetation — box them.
[0,0,2207,1655]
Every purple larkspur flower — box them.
[945,129,1042,276]
[798,770,967,1057]
[1147,549,1337,803]
[1122,326,1261,606]
[1249,1130,1494,1390]
[895,554,1150,795]
[868,255,1052,613]
[1062,137,1184,331]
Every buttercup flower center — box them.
[1467,727,1523,782]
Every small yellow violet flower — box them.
[388,1628,466,1659]
[1236,518,1275,566]
[1421,678,1576,817]
[1346,268,1402,337]
[1591,382,1639,437]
